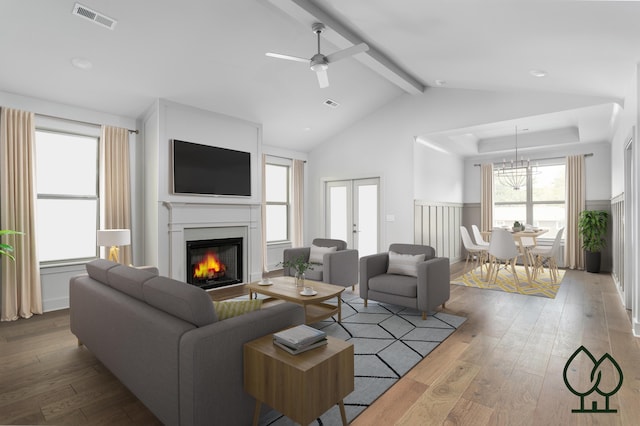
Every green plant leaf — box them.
[0,229,23,261]
[578,210,608,252]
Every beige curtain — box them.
[291,159,304,247]
[261,154,268,273]
[565,155,585,269]
[1,107,43,321]
[480,163,493,232]
[101,126,132,266]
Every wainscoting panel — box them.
[414,201,463,262]
[611,194,624,295]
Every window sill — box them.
[267,241,292,248]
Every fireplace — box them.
[186,237,243,289]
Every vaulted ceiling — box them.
[1,0,637,153]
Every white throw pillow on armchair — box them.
[309,244,338,264]
[387,251,426,277]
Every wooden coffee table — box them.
[247,276,345,324]
[244,333,354,426]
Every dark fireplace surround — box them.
[186,237,243,289]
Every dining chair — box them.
[487,228,521,285]
[460,226,488,277]
[529,228,564,282]
[518,236,536,268]
[471,224,490,247]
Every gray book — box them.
[273,324,326,348]
[273,338,328,355]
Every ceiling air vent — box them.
[72,3,117,30]
[324,99,340,108]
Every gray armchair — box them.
[283,238,358,289]
[359,243,450,319]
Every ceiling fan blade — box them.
[265,52,309,63]
[316,69,329,88]
[325,43,369,64]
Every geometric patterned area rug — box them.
[451,264,565,299]
[260,290,466,425]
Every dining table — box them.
[481,228,548,284]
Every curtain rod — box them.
[35,113,138,134]
[473,152,593,167]
[265,153,307,163]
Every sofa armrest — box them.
[179,303,304,426]
[282,247,310,276]
[323,249,358,287]
[416,257,450,312]
[359,252,389,298]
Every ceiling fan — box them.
[266,22,369,88]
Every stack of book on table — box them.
[273,324,327,355]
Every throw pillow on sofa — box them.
[387,251,426,277]
[213,299,263,320]
[309,244,337,264]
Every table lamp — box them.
[97,229,131,263]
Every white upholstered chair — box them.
[460,226,488,277]
[529,228,564,283]
[471,224,490,248]
[487,228,520,285]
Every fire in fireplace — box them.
[186,237,243,289]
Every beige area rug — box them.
[451,264,565,299]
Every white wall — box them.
[414,140,464,203]
[307,87,619,249]
[143,99,264,279]
[0,91,138,312]
[609,65,640,335]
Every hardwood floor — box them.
[353,264,640,426]
[0,265,638,425]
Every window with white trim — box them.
[35,128,99,264]
[493,163,566,238]
[265,163,290,243]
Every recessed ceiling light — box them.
[303,127,311,131]
[529,69,547,78]
[435,79,447,86]
[71,57,93,70]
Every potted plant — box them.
[578,210,609,273]
[278,256,313,287]
[0,230,23,261]
[512,221,524,232]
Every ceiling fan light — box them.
[310,62,328,72]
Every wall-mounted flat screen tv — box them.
[172,139,251,197]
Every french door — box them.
[325,178,379,257]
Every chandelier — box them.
[496,126,538,190]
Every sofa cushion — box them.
[213,299,263,320]
[143,276,217,326]
[107,264,158,301]
[387,251,425,277]
[369,273,417,298]
[309,244,337,264]
[86,259,120,284]
[305,263,323,281]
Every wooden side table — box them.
[244,334,354,425]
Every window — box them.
[494,163,566,238]
[265,163,290,242]
[35,129,99,263]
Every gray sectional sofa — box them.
[70,259,304,426]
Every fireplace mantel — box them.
[161,202,262,284]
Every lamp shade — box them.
[97,229,131,247]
